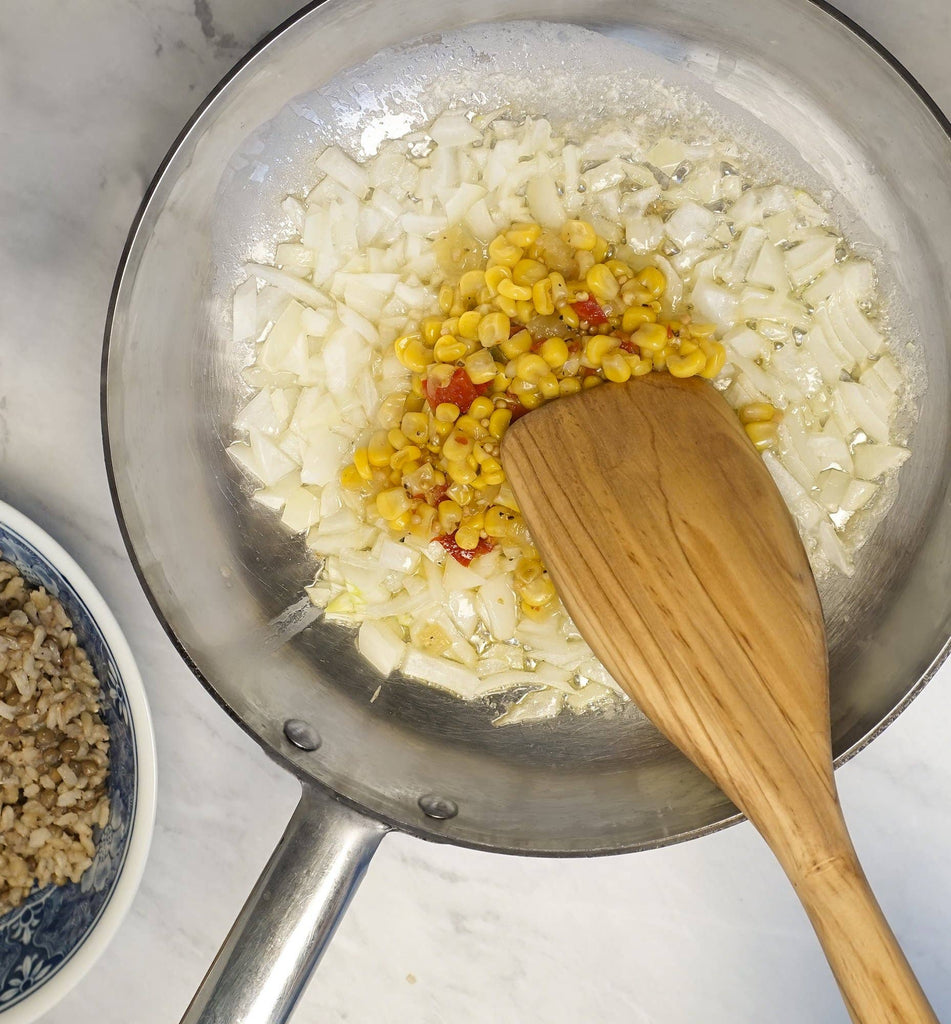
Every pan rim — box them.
[100,0,951,857]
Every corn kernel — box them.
[739,402,778,424]
[390,445,422,470]
[699,341,727,379]
[582,375,602,389]
[631,355,653,377]
[488,408,512,439]
[548,272,569,307]
[521,573,557,606]
[576,250,596,277]
[484,265,512,295]
[469,396,494,420]
[560,219,597,250]
[586,264,620,303]
[430,417,454,440]
[456,414,488,439]
[438,499,463,532]
[512,259,548,287]
[434,402,460,424]
[367,431,395,467]
[605,259,633,280]
[488,235,523,266]
[622,306,656,332]
[513,353,550,383]
[389,509,413,533]
[538,337,569,369]
[538,373,560,399]
[463,348,498,385]
[585,334,620,367]
[506,222,542,248]
[458,310,482,340]
[442,433,474,462]
[667,349,707,378]
[484,505,518,538]
[454,527,482,551]
[559,305,580,329]
[633,322,668,354]
[620,280,652,306]
[458,269,486,297]
[516,390,543,410]
[446,459,478,485]
[353,448,373,481]
[744,421,778,450]
[394,334,433,373]
[438,284,455,314]
[376,487,411,521]
[340,465,363,489]
[652,351,667,372]
[492,294,517,318]
[420,318,443,345]
[559,377,582,396]
[500,329,532,360]
[439,317,459,337]
[497,278,533,301]
[433,336,467,363]
[478,312,510,347]
[532,278,555,316]
[601,351,632,383]
[636,265,667,299]
[515,299,535,323]
[410,504,438,540]
[446,482,474,506]
[678,339,700,355]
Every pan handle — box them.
[180,782,389,1024]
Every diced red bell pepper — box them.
[437,533,495,566]
[424,367,491,413]
[498,395,531,421]
[571,297,608,325]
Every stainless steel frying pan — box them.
[102,2,951,1021]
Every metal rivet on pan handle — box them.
[418,795,458,820]
[283,719,321,751]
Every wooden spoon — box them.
[502,374,936,1024]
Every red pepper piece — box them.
[437,533,494,566]
[571,298,608,325]
[425,367,491,413]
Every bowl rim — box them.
[0,498,157,1023]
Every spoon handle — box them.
[780,808,937,1024]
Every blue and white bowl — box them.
[0,500,156,1022]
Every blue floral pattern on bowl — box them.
[0,522,137,1011]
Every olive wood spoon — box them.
[502,374,936,1024]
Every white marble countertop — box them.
[2,2,950,1021]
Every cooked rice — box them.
[0,554,110,913]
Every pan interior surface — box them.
[104,0,951,854]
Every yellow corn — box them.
[500,329,532,360]
[442,433,474,462]
[532,278,555,316]
[548,272,569,307]
[667,349,707,378]
[620,280,652,306]
[585,263,620,302]
[582,375,602,389]
[446,459,478,485]
[585,334,620,367]
[601,351,632,383]
[387,427,410,451]
[513,353,550,383]
[410,503,438,540]
[469,396,494,420]
[488,408,512,439]
[636,266,666,299]
[438,284,455,314]
[515,390,543,410]
[488,235,523,266]
[520,573,557,606]
[457,310,482,340]
[376,487,411,521]
[463,348,498,385]
[678,339,700,355]
[653,351,667,372]
[492,294,517,318]
[497,278,533,301]
[420,318,443,344]
[352,448,373,481]
[576,250,596,278]
[434,402,460,424]
[744,421,778,450]
[633,322,668,354]
[560,219,597,250]
[537,373,560,399]
[340,464,363,489]
[394,334,433,373]
[539,337,569,369]
[438,499,463,532]
[458,270,486,297]
[478,312,510,347]
[506,222,542,248]
[739,402,778,424]
[430,417,454,441]
[455,414,488,439]
[512,258,548,286]
[699,341,727,379]
[433,336,467,363]
[559,376,582,396]
[367,431,395,467]
[389,509,413,533]
[630,355,653,377]
[390,445,422,470]
[454,526,482,551]
[484,504,518,538]
[484,265,512,295]
[515,299,535,323]
[446,482,474,507]
[559,304,580,329]
[621,306,656,332]
[604,259,633,280]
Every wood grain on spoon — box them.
[502,375,936,1024]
